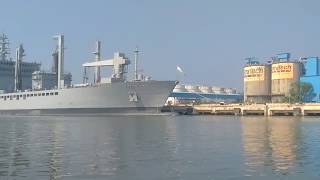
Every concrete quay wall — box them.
[193,103,320,116]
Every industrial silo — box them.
[244,64,271,103]
[271,62,302,102]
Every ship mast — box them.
[14,44,24,91]
[53,35,64,89]
[134,46,139,81]
[0,33,10,61]
[93,41,101,83]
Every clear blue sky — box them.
[1,0,319,91]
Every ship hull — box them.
[0,80,176,115]
[0,107,164,116]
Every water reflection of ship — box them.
[114,116,178,179]
[242,117,300,174]
[5,121,31,177]
[48,121,65,180]
[45,116,177,178]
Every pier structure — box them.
[192,103,320,116]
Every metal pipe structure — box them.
[0,34,10,62]
[93,41,101,83]
[53,35,64,89]
[14,44,24,91]
[52,48,59,73]
[134,46,139,81]
[52,47,59,85]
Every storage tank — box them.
[211,86,223,94]
[244,64,271,103]
[173,84,187,92]
[185,85,200,93]
[220,87,226,94]
[225,88,234,94]
[199,86,212,93]
[271,62,302,102]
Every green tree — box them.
[283,82,314,103]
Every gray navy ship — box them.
[0,34,177,115]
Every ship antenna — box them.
[134,46,139,81]
[0,33,10,61]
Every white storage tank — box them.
[185,85,200,93]
[225,88,234,94]
[220,87,226,94]
[199,86,212,93]
[211,86,223,94]
[173,85,187,92]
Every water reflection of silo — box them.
[241,117,269,169]
[268,117,299,171]
[241,117,300,174]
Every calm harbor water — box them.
[0,115,320,179]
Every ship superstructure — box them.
[0,34,40,92]
[0,34,176,115]
[32,44,72,90]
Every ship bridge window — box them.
[50,92,53,95]
[42,93,45,96]
[31,94,33,97]
[20,95,22,97]
[46,93,49,96]
[38,93,41,96]
[55,92,58,95]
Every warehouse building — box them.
[166,84,242,105]
[300,57,320,102]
